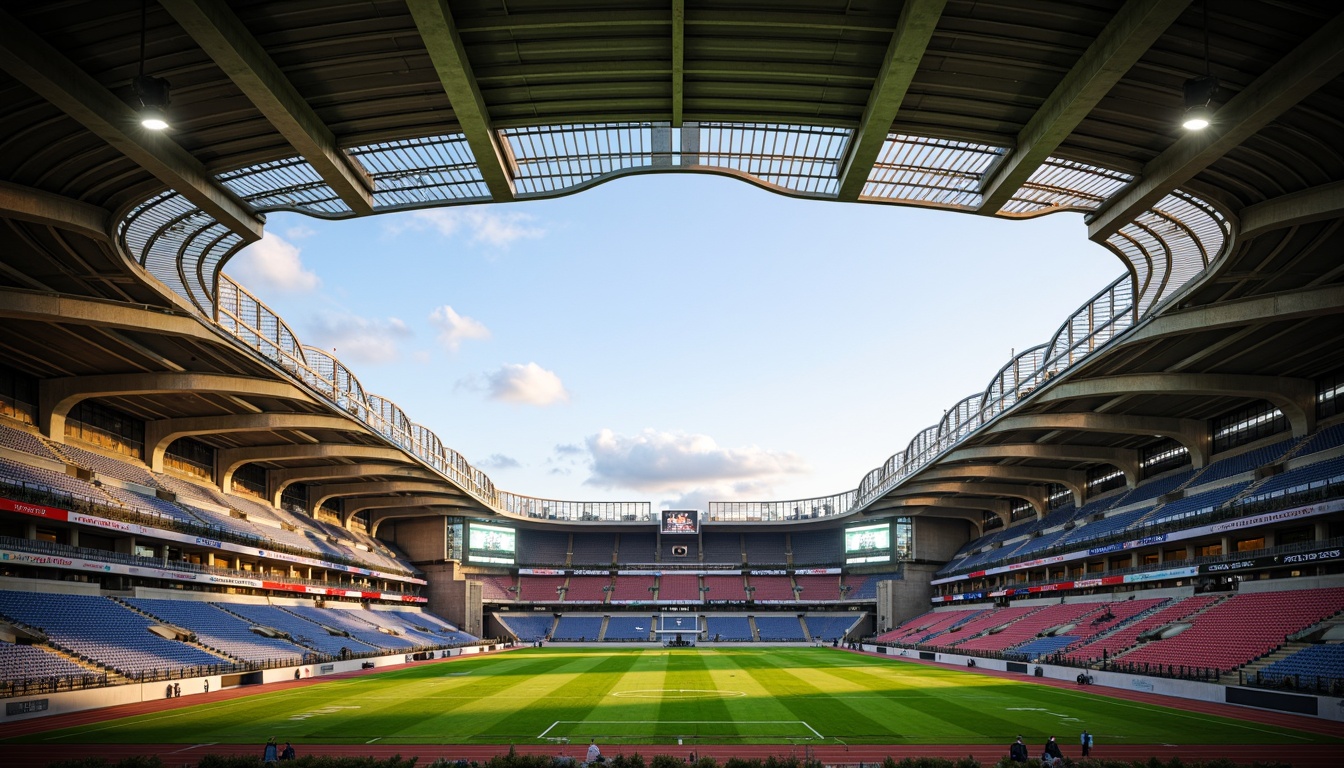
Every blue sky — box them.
[228,173,1121,510]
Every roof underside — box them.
[0,0,1341,529]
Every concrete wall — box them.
[420,561,483,637]
[0,575,101,595]
[914,517,974,563]
[379,517,447,562]
[878,564,944,629]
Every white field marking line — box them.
[168,743,217,754]
[537,721,818,739]
[43,689,314,740]
[1048,687,1314,742]
[367,738,382,744]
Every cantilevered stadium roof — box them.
[0,1,1341,532]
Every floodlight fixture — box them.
[1181,76,1217,131]
[133,0,171,130]
[1181,1,1217,131]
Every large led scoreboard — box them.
[467,522,517,564]
[844,522,893,565]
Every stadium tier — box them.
[123,598,307,664]
[603,616,654,641]
[610,575,656,603]
[494,614,554,642]
[570,533,615,566]
[753,615,807,641]
[803,615,862,642]
[551,615,604,641]
[0,591,227,678]
[0,0,1342,744]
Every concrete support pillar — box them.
[68,528,78,547]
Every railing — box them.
[709,489,858,522]
[855,275,1134,508]
[1246,670,1344,696]
[0,479,417,582]
[0,672,109,699]
[934,480,1344,583]
[0,535,421,596]
[496,494,652,523]
[108,126,1232,526]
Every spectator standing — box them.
[280,742,296,761]
[1045,736,1063,761]
[1081,730,1093,757]
[263,737,278,765]
[1009,736,1028,762]
[586,738,602,764]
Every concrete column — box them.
[25,521,37,540]
[68,528,78,547]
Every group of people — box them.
[263,737,297,764]
[1009,732,1093,763]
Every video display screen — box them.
[661,509,699,535]
[844,522,892,564]
[468,523,516,564]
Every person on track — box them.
[1044,736,1063,762]
[586,738,602,764]
[263,737,278,765]
[1009,735,1028,762]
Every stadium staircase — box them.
[598,616,610,641]
[36,641,133,683]
[1228,641,1313,685]
[748,616,760,641]
[1105,595,1229,664]
[111,598,244,663]
[1223,611,1344,683]
[1059,599,1170,654]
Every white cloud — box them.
[428,305,491,352]
[660,480,781,512]
[478,454,521,470]
[478,362,570,406]
[226,231,320,293]
[283,223,317,240]
[391,209,545,248]
[305,311,412,365]
[583,428,809,494]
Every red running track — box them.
[1,647,1340,768]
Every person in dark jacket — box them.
[1045,736,1063,760]
[280,742,296,761]
[1009,736,1028,762]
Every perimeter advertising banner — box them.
[931,497,1344,587]
[0,547,427,602]
[661,509,699,534]
[1,495,424,585]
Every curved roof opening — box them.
[224,171,1121,509]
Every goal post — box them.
[654,613,704,636]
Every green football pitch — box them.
[8,648,1339,746]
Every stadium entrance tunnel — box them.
[222,671,265,688]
